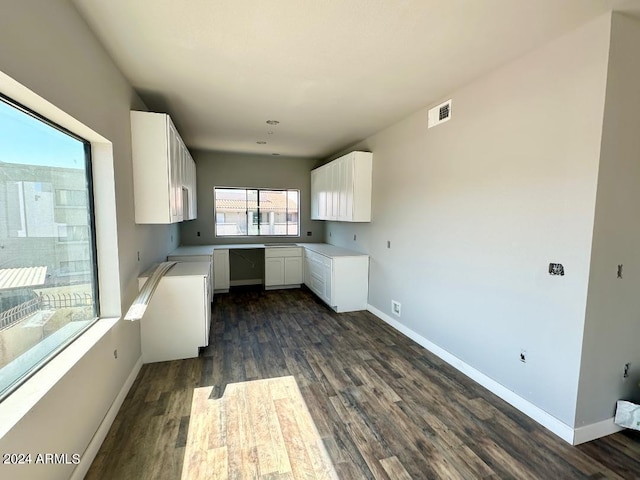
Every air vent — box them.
[428,99,452,128]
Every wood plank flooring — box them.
[86,286,640,479]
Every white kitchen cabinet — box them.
[130,110,198,224]
[167,245,215,300]
[301,244,369,312]
[265,247,303,289]
[138,261,211,363]
[310,151,372,222]
[213,249,230,293]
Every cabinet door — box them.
[168,122,181,222]
[265,257,285,286]
[284,256,303,285]
[323,261,333,304]
[310,169,320,220]
[303,251,312,286]
[213,249,230,291]
[331,162,340,220]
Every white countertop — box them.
[172,242,368,258]
[140,261,211,279]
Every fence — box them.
[39,292,93,309]
[0,292,93,331]
[0,297,41,331]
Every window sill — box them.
[0,316,119,439]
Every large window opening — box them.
[0,94,99,401]
[214,187,299,237]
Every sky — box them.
[0,98,86,170]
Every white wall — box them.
[576,14,640,428]
[325,14,611,427]
[0,1,179,479]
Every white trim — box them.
[69,356,144,480]
[367,304,575,444]
[573,417,623,445]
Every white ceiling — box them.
[72,0,640,159]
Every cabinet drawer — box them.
[305,249,331,267]
[265,247,301,258]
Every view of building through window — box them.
[214,187,299,236]
[0,95,98,399]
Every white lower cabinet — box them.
[213,249,230,292]
[302,245,369,313]
[265,247,303,289]
[138,261,211,363]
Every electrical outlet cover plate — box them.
[391,300,401,317]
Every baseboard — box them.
[573,417,623,445]
[367,304,576,444]
[70,356,143,480]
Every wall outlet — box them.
[624,362,631,380]
[197,231,201,237]
[520,350,527,363]
[307,231,312,236]
[387,240,391,249]
[618,264,623,279]
[353,234,357,241]
[391,300,401,316]
[113,349,118,359]
[137,251,140,262]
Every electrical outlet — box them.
[387,240,391,249]
[307,231,312,236]
[520,350,527,363]
[197,231,201,237]
[391,300,401,317]
[353,234,357,241]
[618,264,623,279]
[113,349,118,359]
[137,251,140,262]
[624,362,631,380]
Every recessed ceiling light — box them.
[256,141,267,144]
[266,120,280,126]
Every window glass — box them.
[0,95,98,400]
[214,187,299,237]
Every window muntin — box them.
[0,94,99,401]
[214,187,299,237]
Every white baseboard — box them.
[573,417,623,445]
[367,304,576,444]
[70,356,143,480]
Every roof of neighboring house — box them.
[0,266,48,291]
[216,193,298,212]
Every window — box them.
[214,187,299,237]
[0,94,99,401]
[55,189,87,207]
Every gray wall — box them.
[576,14,640,427]
[0,1,179,478]
[324,14,611,427]
[181,150,324,281]
[182,150,324,244]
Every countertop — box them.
[170,243,368,258]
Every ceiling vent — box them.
[428,99,452,128]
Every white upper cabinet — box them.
[310,151,372,222]
[130,111,198,224]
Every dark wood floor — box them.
[87,286,640,479]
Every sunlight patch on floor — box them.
[181,376,338,479]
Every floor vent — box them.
[428,99,452,128]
